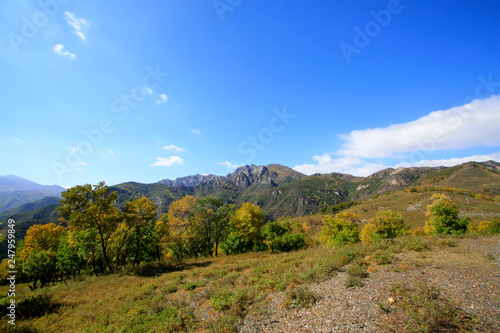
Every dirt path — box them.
[241,236,500,332]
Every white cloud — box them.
[64,12,89,41]
[190,129,201,135]
[339,94,500,158]
[395,152,500,169]
[295,95,500,176]
[218,161,244,170]
[294,154,385,176]
[145,87,153,95]
[70,147,77,152]
[54,44,76,60]
[150,156,184,167]
[156,93,168,104]
[162,145,186,152]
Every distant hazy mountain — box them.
[0,175,64,211]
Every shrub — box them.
[321,212,360,247]
[372,250,396,265]
[387,283,475,332]
[283,286,318,308]
[162,284,178,294]
[424,194,469,235]
[345,275,364,288]
[471,218,500,235]
[360,210,406,244]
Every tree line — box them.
[17,182,307,288]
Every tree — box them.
[262,221,306,253]
[194,196,232,257]
[19,223,64,289]
[230,202,264,243]
[115,197,156,268]
[360,209,406,244]
[58,182,120,273]
[321,211,359,247]
[221,202,264,255]
[167,195,199,259]
[424,194,469,235]
[56,231,83,279]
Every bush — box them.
[387,283,475,332]
[372,250,396,265]
[321,212,360,247]
[424,194,469,235]
[283,286,318,308]
[470,218,500,235]
[360,210,406,245]
[162,284,178,294]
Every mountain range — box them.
[0,175,64,211]
[1,160,499,246]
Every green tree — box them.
[115,197,156,268]
[56,231,83,279]
[424,194,469,235]
[194,196,232,257]
[263,221,306,253]
[58,182,120,273]
[321,211,359,247]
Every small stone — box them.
[388,297,395,303]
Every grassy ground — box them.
[3,234,495,332]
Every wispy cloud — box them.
[101,148,119,158]
[54,44,76,60]
[10,137,27,144]
[217,161,244,170]
[190,129,201,135]
[64,12,89,41]
[150,156,184,167]
[156,93,168,104]
[162,145,186,152]
[145,87,153,95]
[294,95,500,176]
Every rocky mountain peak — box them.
[228,164,279,188]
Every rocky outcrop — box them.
[159,174,223,187]
[227,165,279,188]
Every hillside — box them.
[2,235,498,332]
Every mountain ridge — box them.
[0,175,65,211]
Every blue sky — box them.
[1,0,500,188]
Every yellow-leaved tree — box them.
[167,195,199,259]
[20,223,64,289]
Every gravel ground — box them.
[240,236,500,333]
